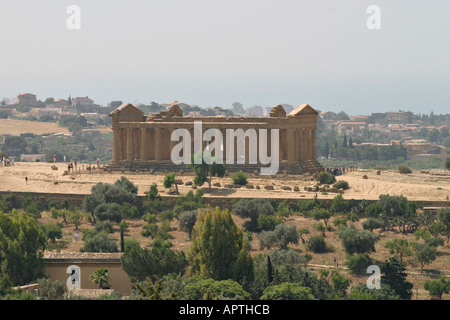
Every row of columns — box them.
[113,126,316,164]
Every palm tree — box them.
[89,268,111,289]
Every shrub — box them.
[178,210,198,238]
[156,220,173,240]
[316,171,336,185]
[258,225,298,250]
[143,213,157,224]
[333,218,348,229]
[257,214,283,231]
[141,223,158,239]
[362,218,383,232]
[333,180,350,190]
[81,231,118,252]
[345,254,372,275]
[398,165,412,174]
[274,224,299,249]
[277,201,293,218]
[261,283,315,300]
[45,223,63,243]
[231,171,248,185]
[259,231,279,250]
[121,203,141,220]
[446,157,450,170]
[94,203,123,223]
[94,220,114,234]
[337,226,380,255]
[232,198,275,232]
[307,236,328,253]
[160,210,175,222]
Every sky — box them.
[0,0,449,115]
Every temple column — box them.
[245,130,250,164]
[148,128,155,160]
[305,128,312,160]
[221,128,226,164]
[287,129,295,164]
[169,129,177,162]
[126,127,134,162]
[311,128,317,160]
[140,127,148,161]
[154,127,162,161]
[294,129,299,162]
[301,128,308,161]
[112,128,120,162]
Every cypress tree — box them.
[187,206,253,282]
[267,256,274,284]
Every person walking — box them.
[25,177,28,184]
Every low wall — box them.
[0,190,449,210]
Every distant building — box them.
[403,139,442,159]
[82,129,101,138]
[38,107,61,119]
[72,96,94,107]
[17,93,38,107]
[44,252,133,296]
[349,115,369,121]
[319,111,338,120]
[54,99,69,107]
[20,154,47,162]
[386,111,413,124]
[337,121,368,136]
[161,100,190,110]
[80,112,101,119]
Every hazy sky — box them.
[1,0,449,114]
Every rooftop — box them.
[45,252,123,260]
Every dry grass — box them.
[0,119,70,136]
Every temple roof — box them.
[109,103,145,116]
[288,104,318,117]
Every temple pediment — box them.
[109,103,145,123]
[288,104,318,117]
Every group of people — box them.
[325,165,357,176]
[67,160,78,173]
[325,166,345,176]
[0,156,14,167]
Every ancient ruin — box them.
[108,103,323,174]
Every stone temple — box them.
[107,103,323,174]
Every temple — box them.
[107,103,323,174]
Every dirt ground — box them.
[1,162,449,201]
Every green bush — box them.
[257,214,283,231]
[362,218,383,232]
[398,165,412,174]
[307,236,328,253]
[141,223,159,239]
[81,231,118,253]
[316,171,336,185]
[345,254,372,274]
[231,171,248,185]
[333,180,350,190]
[178,210,198,238]
[446,157,450,170]
[94,220,114,234]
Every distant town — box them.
[1,93,449,171]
